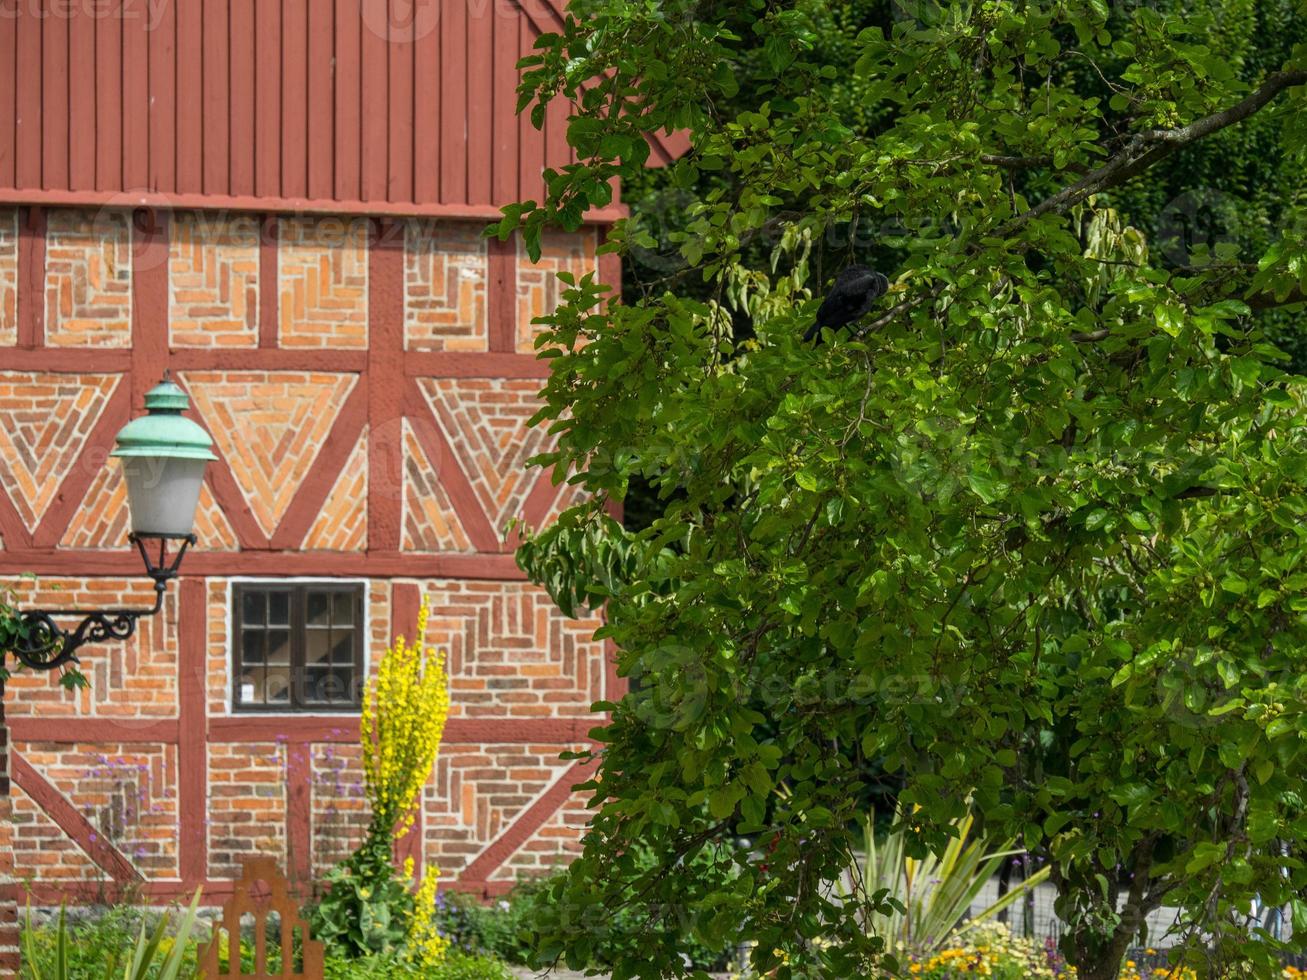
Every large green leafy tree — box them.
[500,2,1307,977]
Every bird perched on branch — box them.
[804,265,890,343]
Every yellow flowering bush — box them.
[404,855,451,967]
[361,599,451,838]
[312,600,452,960]
[906,924,1059,979]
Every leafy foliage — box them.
[498,1,1307,978]
[435,865,734,972]
[21,890,202,980]
[322,950,513,980]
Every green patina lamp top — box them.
[111,373,218,461]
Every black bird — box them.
[804,265,890,342]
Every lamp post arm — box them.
[2,533,194,673]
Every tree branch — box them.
[1002,70,1307,236]
[981,153,1091,175]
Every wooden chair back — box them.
[199,858,324,980]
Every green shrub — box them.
[21,890,202,980]
[433,867,733,971]
[323,951,511,980]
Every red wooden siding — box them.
[0,0,687,219]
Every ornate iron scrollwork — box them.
[5,533,195,672]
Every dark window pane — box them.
[332,592,354,625]
[306,630,330,666]
[307,592,330,627]
[328,668,354,703]
[241,630,264,666]
[330,632,354,665]
[268,592,291,626]
[267,630,291,665]
[241,592,265,626]
[308,668,350,704]
[265,670,290,703]
[301,667,329,703]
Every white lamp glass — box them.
[121,456,210,537]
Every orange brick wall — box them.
[168,214,262,349]
[277,217,370,349]
[0,211,15,348]
[0,204,615,909]
[207,742,289,880]
[43,210,133,348]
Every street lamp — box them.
[9,374,216,672]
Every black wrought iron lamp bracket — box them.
[9,532,196,673]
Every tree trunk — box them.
[1068,926,1134,980]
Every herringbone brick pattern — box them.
[402,419,473,553]
[415,579,606,718]
[304,429,369,551]
[423,744,575,876]
[193,483,241,551]
[405,219,487,351]
[16,741,181,878]
[516,229,599,353]
[0,372,120,530]
[207,742,288,880]
[169,213,261,348]
[278,216,369,349]
[59,464,130,549]
[0,209,16,346]
[0,577,179,719]
[183,371,357,537]
[419,378,554,537]
[44,209,133,347]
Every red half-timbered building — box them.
[0,1,687,963]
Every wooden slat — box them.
[386,0,415,203]
[360,0,388,201]
[0,4,14,188]
[492,8,520,206]
[465,1,493,205]
[439,0,466,203]
[202,0,230,194]
[545,83,571,180]
[412,0,440,203]
[228,0,257,197]
[520,95,546,206]
[254,0,282,199]
[282,0,310,199]
[67,11,95,192]
[148,0,177,192]
[308,0,335,200]
[333,0,362,202]
[0,184,626,224]
[174,0,202,193]
[14,9,40,189]
[122,1,150,190]
[41,6,68,190]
